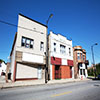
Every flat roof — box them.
[19,13,47,27]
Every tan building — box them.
[73,46,89,79]
[10,14,47,82]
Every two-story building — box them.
[48,31,74,80]
[10,14,47,82]
[73,46,89,79]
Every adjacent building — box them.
[10,14,47,82]
[0,60,7,76]
[73,46,89,79]
[48,31,74,80]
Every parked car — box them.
[97,74,100,79]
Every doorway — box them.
[55,65,61,79]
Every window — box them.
[40,42,44,51]
[69,48,71,56]
[80,69,82,75]
[21,37,34,49]
[77,53,80,60]
[22,37,25,46]
[79,63,82,67]
[60,44,66,54]
[83,55,85,61]
[30,40,34,48]
[54,43,56,52]
[83,69,85,75]
[26,39,30,48]
[80,53,82,60]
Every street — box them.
[0,80,100,100]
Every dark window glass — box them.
[69,48,71,56]
[30,40,33,48]
[40,42,44,51]
[80,69,82,75]
[83,69,85,75]
[54,43,56,52]
[22,37,25,46]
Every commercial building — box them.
[73,46,89,79]
[48,31,74,80]
[10,14,47,82]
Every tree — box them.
[88,68,94,76]
[96,63,100,76]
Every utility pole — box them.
[45,14,53,83]
[91,43,98,79]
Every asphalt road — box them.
[0,80,100,100]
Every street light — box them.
[91,43,98,79]
[45,14,53,83]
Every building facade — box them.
[73,46,89,79]
[0,61,7,76]
[10,14,47,82]
[48,31,74,80]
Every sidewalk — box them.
[0,78,90,89]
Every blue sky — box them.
[0,0,100,66]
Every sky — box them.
[0,0,100,66]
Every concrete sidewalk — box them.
[0,78,90,89]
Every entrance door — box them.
[70,66,72,78]
[55,65,61,79]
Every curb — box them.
[0,79,90,89]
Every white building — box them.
[10,14,47,82]
[48,31,74,80]
[0,61,7,76]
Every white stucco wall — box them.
[49,31,73,64]
[10,42,16,80]
[16,14,47,58]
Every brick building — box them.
[73,46,89,79]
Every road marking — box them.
[51,91,72,97]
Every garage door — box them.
[16,63,38,79]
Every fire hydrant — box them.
[81,76,83,80]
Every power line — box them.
[0,19,45,34]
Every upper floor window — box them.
[54,43,56,52]
[80,53,82,60]
[69,48,71,56]
[83,55,85,61]
[40,42,44,51]
[60,44,66,54]
[77,53,80,60]
[21,36,34,49]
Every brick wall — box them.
[52,65,55,80]
[61,65,71,79]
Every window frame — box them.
[40,41,44,51]
[54,42,56,52]
[77,53,80,60]
[69,47,71,56]
[60,44,66,54]
[21,36,34,49]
